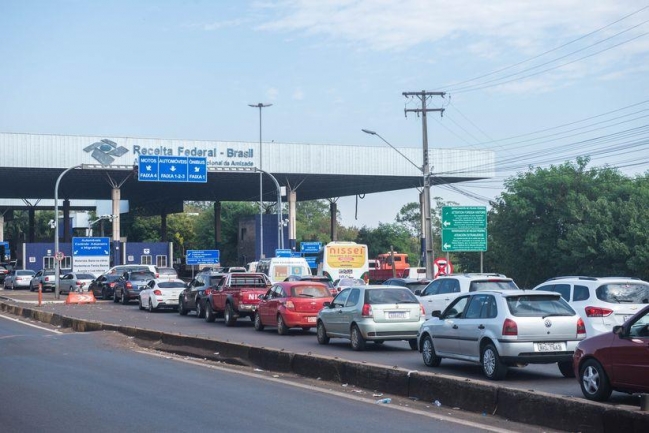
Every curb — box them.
[2,300,647,432]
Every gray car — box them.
[59,272,96,295]
[3,269,36,290]
[417,289,586,380]
[316,285,425,351]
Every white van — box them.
[256,257,311,283]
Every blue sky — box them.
[2,1,648,228]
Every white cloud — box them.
[292,88,304,100]
[266,87,280,100]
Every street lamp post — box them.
[249,103,272,259]
[54,164,83,299]
[361,129,434,278]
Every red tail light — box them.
[577,318,586,335]
[284,300,295,310]
[109,282,116,288]
[153,289,162,295]
[584,306,613,317]
[502,318,518,336]
[204,288,214,295]
[361,303,373,317]
[126,282,133,289]
[76,281,82,286]
[420,304,426,316]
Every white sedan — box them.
[139,279,187,312]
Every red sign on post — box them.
[54,251,65,261]
[433,257,453,278]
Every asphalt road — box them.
[0,315,553,433]
[0,289,643,409]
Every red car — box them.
[254,281,333,335]
[573,304,649,401]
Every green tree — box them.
[356,223,418,260]
[484,157,649,287]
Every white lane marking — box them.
[140,350,522,433]
[0,313,63,334]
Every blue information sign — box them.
[138,155,207,183]
[72,237,111,256]
[186,249,220,265]
[300,241,322,253]
[275,249,292,258]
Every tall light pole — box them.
[249,103,272,259]
[362,129,434,279]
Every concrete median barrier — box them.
[1,298,647,432]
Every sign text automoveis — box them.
[133,145,253,159]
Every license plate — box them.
[534,342,566,352]
[307,316,317,323]
[387,311,408,319]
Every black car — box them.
[178,271,226,317]
[113,270,156,305]
[88,273,123,300]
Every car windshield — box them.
[469,279,519,292]
[290,285,331,298]
[366,288,418,304]
[506,295,575,317]
[596,283,649,304]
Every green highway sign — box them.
[442,229,487,252]
[441,206,488,252]
[442,206,487,229]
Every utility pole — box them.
[403,90,445,279]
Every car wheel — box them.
[101,288,107,300]
[138,297,145,310]
[481,343,507,380]
[30,284,35,292]
[316,321,329,345]
[121,291,129,305]
[408,339,418,351]
[579,359,612,401]
[277,315,289,335]
[421,335,442,367]
[148,298,155,313]
[254,312,265,331]
[204,302,216,323]
[195,300,205,318]
[350,325,366,351]
[178,298,188,316]
[224,303,237,327]
[113,290,120,303]
[558,360,575,378]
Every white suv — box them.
[415,273,519,316]
[532,276,649,337]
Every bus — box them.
[316,241,369,282]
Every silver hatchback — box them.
[316,285,425,351]
[417,289,586,380]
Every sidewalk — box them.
[0,287,66,304]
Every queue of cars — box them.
[2,266,647,401]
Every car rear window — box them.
[17,270,35,276]
[290,285,331,298]
[158,268,177,275]
[159,281,186,289]
[596,283,649,304]
[77,274,95,279]
[366,288,418,304]
[469,279,519,292]
[506,295,575,317]
[130,272,155,281]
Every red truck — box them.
[204,273,272,326]
[367,252,410,284]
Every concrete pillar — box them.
[288,190,297,250]
[330,201,338,241]
[420,191,426,267]
[214,201,222,250]
[0,214,3,242]
[63,199,71,242]
[29,207,36,243]
[112,188,121,242]
[160,212,167,242]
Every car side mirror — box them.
[431,310,442,318]
[323,301,331,308]
[613,325,625,337]
[414,289,422,296]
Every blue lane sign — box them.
[72,237,110,256]
[275,249,292,258]
[186,249,220,265]
[159,157,188,182]
[188,157,207,183]
[138,155,207,183]
[300,241,322,253]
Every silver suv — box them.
[415,273,519,317]
[417,289,586,380]
[532,276,649,337]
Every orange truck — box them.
[367,252,410,284]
